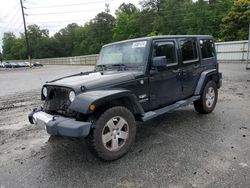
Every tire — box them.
[194,80,218,114]
[87,106,136,161]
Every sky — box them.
[0,0,141,50]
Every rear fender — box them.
[194,69,222,95]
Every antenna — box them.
[105,3,110,13]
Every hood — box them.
[45,71,143,92]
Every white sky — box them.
[0,0,141,50]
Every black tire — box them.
[194,80,218,114]
[87,106,136,161]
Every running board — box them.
[142,96,200,122]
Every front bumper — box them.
[28,108,91,138]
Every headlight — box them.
[69,91,76,102]
[42,87,48,97]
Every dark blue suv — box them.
[29,35,222,160]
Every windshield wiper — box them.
[96,63,139,71]
[95,64,107,71]
[111,64,128,71]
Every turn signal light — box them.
[89,104,96,111]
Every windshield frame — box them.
[96,39,151,72]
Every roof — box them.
[104,35,213,47]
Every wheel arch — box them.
[69,89,144,118]
[194,69,221,95]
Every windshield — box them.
[97,40,148,67]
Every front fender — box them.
[69,89,144,115]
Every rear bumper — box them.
[28,108,91,138]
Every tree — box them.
[220,0,250,41]
[182,0,215,35]
[2,32,16,60]
[140,0,161,13]
[34,37,65,58]
[115,3,138,16]
[84,12,115,54]
[113,3,142,41]
[141,0,232,38]
[54,23,81,57]
[113,13,135,41]
[2,32,26,60]
[153,0,193,35]
[27,24,50,58]
[1,1,245,60]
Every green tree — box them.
[11,37,26,59]
[115,3,138,16]
[2,32,26,60]
[155,0,193,35]
[140,0,161,13]
[2,32,16,60]
[140,0,232,38]
[113,3,142,41]
[220,0,250,41]
[35,37,65,58]
[1,0,245,60]
[182,0,214,35]
[54,23,80,57]
[113,13,135,41]
[209,0,233,38]
[84,12,115,54]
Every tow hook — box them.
[28,107,42,124]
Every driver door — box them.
[149,39,183,110]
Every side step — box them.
[142,96,200,122]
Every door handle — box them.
[172,69,181,73]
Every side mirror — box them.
[152,56,167,67]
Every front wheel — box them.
[194,81,218,114]
[87,106,136,161]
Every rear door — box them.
[199,38,217,70]
[149,39,182,109]
[178,38,202,98]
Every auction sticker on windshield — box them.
[132,41,147,48]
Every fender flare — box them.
[194,69,221,95]
[69,89,144,115]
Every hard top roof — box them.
[103,35,213,47]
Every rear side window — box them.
[180,39,198,63]
[200,39,215,59]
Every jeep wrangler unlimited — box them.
[29,35,222,161]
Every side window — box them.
[153,41,177,65]
[200,39,215,59]
[180,39,198,63]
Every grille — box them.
[43,86,73,116]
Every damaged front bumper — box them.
[28,108,91,138]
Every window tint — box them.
[153,41,177,65]
[200,39,215,59]
[180,39,198,62]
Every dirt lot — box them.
[0,64,250,188]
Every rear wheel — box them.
[87,106,136,161]
[194,81,218,114]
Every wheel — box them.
[194,80,218,114]
[87,106,136,161]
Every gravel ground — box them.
[0,64,250,188]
